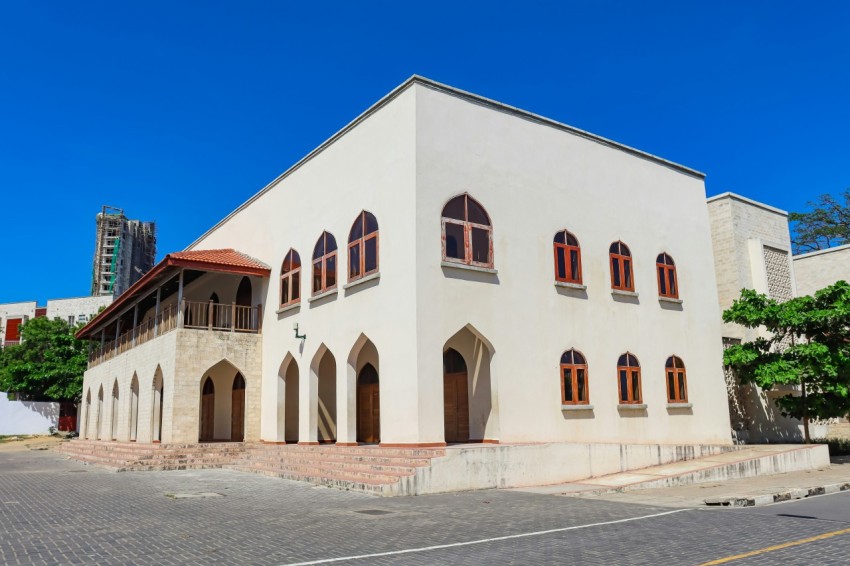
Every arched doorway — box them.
[129,375,139,441]
[278,356,299,443]
[96,386,104,440]
[236,277,251,307]
[443,348,469,443]
[357,363,380,443]
[231,373,246,441]
[84,389,91,439]
[151,370,163,443]
[110,381,119,440]
[200,377,215,441]
[311,347,337,443]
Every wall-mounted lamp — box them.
[293,322,306,341]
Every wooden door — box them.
[357,364,380,443]
[443,372,469,443]
[200,378,215,441]
[231,373,246,442]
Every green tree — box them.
[789,189,850,253]
[0,317,88,401]
[722,281,850,442]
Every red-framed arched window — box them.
[554,230,582,284]
[560,349,589,405]
[348,211,379,281]
[610,241,634,291]
[312,232,337,295]
[617,352,642,404]
[441,194,493,268]
[657,253,678,299]
[665,356,688,403]
[280,249,301,307]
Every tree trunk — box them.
[802,377,811,444]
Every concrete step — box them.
[239,452,432,469]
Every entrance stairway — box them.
[56,440,444,495]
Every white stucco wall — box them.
[0,301,37,344]
[793,244,850,297]
[47,295,114,326]
[0,392,58,434]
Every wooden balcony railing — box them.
[87,301,260,368]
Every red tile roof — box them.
[76,248,270,339]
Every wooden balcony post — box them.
[177,268,185,329]
[131,304,139,346]
[154,287,161,337]
[178,299,185,329]
[257,303,263,334]
[208,300,214,331]
[231,302,236,333]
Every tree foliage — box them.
[789,189,850,253]
[722,281,850,442]
[0,317,88,401]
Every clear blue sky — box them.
[1,1,848,304]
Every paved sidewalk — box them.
[516,456,850,508]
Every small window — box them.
[665,356,688,403]
[441,194,493,268]
[657,253,678,299]
[560,349,589,405]
[280,249,301,307]
[610,241,634,291]
[553,230,582,284]
[348,211,379,281]
[312,232,338,295]
[617,352,642,404]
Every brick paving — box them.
[1,448,849,565]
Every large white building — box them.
[77,76,734,463]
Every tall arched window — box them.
[280,249,301,307]
[348,211,379,281]
[312,232,337,295]
[560,349,589,405]
[617,353,642,404]
[657,253,678,299]
[441,194,493,268]
[609,241,634,291]
[666,356,688,403]
[554,230,582,284]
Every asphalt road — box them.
[0,448,848,565]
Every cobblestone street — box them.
[1,449,849,565]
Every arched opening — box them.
[210,292,220,305]
[151,368,164,442]
[83,389,91,439]
[110,380,119,440]
[442,349,469,443]
[200,377,215,441]
[441,193,493,267]
[96,386,104,440]
[277,356,299,443]
[357,363,380,443]
[231,373,246,442]
[236,277,252,307]
[443,325,497,443]
[313,348,337,443]
[129,375,139,441]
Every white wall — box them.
[47,295,113,326]
[793,244,850,296]
[0,392,58,434]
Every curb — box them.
[704,483,850,508]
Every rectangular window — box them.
[569,249,580,282]
[631,370,641,402]
[281,278,290,305]
[623,260,632,289]
[563,368,573,402]
[470,227,489,264]
[326,255,336,288]
[612,259,621,287]
[365,237,378,273]
[658,266,667,295]
[291,272,300,301]
[445,222,465,260]
[619,369,628,402]
[349,245,361,279]
[313,261,322,293]
[576,368,586,402]
[668,270,676,297]
[556,248,567,280]
[667,371,675,401]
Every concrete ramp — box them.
[510,444,830,496]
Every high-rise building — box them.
[91,206,156,297]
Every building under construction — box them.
[91,206,156,297]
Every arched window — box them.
[665,356,688,403]
[617,353,642,404]
[441,194,493,268]
[657,253,678,299]
[348,211,379,281]
[560,349,589,405]
[312,232,337,295]
[554,230,582,284]
[280,249,301,307]
[609,241,634,291]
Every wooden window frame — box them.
[441,194,494,268]
[279,249,301,308]
[656,253,678,299]
[348,211,379,283]
[560,350,589,405]
[553,231,583,284]
[609,241,635,292]
[617,352,642,404]
[312,232,338,296]
[666,356,688,403]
